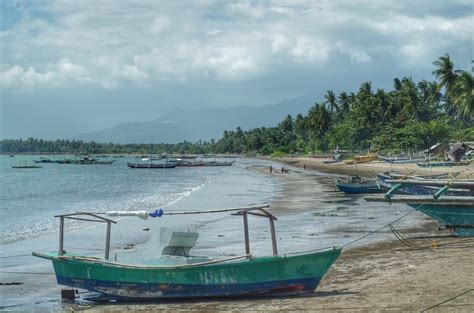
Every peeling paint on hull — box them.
[58,276,320,300]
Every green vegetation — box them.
[214,54,473,155]
[1,54,472,155]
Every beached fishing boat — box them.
[33,205,341,301]
[127,162,177,169]
[365,180,474,237]
[376,173,473,196]
[336,175,382,194]
[417,160,471,167]
[343,154,377,164]
[382,155,436,164]
[323,159,341,164]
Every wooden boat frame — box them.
[35,205,279,262]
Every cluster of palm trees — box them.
[432,54,473,120]
[215,54,472,154]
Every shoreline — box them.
[80,161,473,311]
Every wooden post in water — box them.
[243,212,250,255]
[105,221,111,260]
[269,218,278,255]
[59,216,64,255]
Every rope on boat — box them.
[421,288,474,312]
[388,224,419,248]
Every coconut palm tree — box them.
[452,70,473,121]
[375,89,389,122]
[337,91,350,114]
[432,53,457,95]
[324,90,338,113]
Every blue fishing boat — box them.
[336,175,382,194]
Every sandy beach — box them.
[61,159,474,312]
[277,156,474,179]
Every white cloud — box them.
[290,37,329,63]
[150,17,171,34]
[271,34,289,52]
[227,2,265,19]
[335,42,372,62]
[0,58,91,91]
[0,0,472,92]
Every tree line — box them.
[214,54,473,155]
[1,54,472,155]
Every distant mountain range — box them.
[76,93,317,143]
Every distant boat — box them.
[417,160,471,167]
[382,155,436,164]
[73,158,115,165]
[127,162,177,169]
[336,175,382,194]
[33,157,57,163]
[343,154,377,164]
[202,160,235,166]
[56,157,115,165]
[12,161,42,169]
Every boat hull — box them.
[417,161,471,167]
[407,202,474,237]
[336,181,382,194]
[127,163,177,169]
[44,248,340,300]
[376,174,473,196]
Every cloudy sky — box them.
[1,0,472,139]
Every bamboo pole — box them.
[59,216,64,255]
[243,212,250,255]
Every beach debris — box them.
[124,243,135,250]
[142,228,150,231]
[0,282,23,285]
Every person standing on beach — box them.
[269,165,272,173]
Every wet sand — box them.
[75,163,474,312]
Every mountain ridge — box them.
[76,92,318,143]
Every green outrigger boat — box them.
[365,180,474,237]
[33,205,341,301]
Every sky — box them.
[0,0,472,139]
